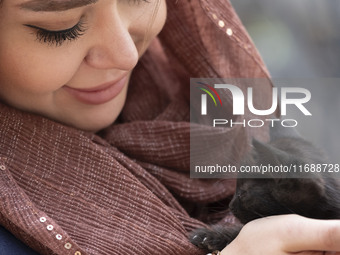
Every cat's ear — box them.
[252,139,291,166]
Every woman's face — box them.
[0,0,167,131]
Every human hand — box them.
[221,214,340,255]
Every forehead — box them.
[16,0,98,12]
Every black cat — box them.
[190,137,340,252]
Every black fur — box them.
[190,137,340,252]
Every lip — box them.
[63,74,128,105]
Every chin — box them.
[55,104,123,132]
[70,113,120,132]
[60,87,128,132]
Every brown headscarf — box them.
[0,0,273,254]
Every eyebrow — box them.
[18,0,98,12]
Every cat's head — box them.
[229,139,327,223]
[246,139,305,168]
[229,178,288,224]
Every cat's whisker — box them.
[280,205,296,215]
[251,210,267,219]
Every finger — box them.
[281,216,340,252]
[298,252,332,255]
[300,252,340,255]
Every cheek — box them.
[0,42,83,95]
[150,0,167,37]
[128,0,167,53]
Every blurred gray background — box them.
[230,0,340,162]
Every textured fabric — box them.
[0,0,274,254]
[0,226,39,255]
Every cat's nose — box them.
[229,195,237,207]
[229,202,235,212]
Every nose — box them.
[85,9,139,71]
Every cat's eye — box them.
[237,189,247,198]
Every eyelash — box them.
[26,21,87,47]
[128,0,150,3]
[25,0,150,47]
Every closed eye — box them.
[25,20,87,46]
[237,189,247,198]
[23,0,151,47]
